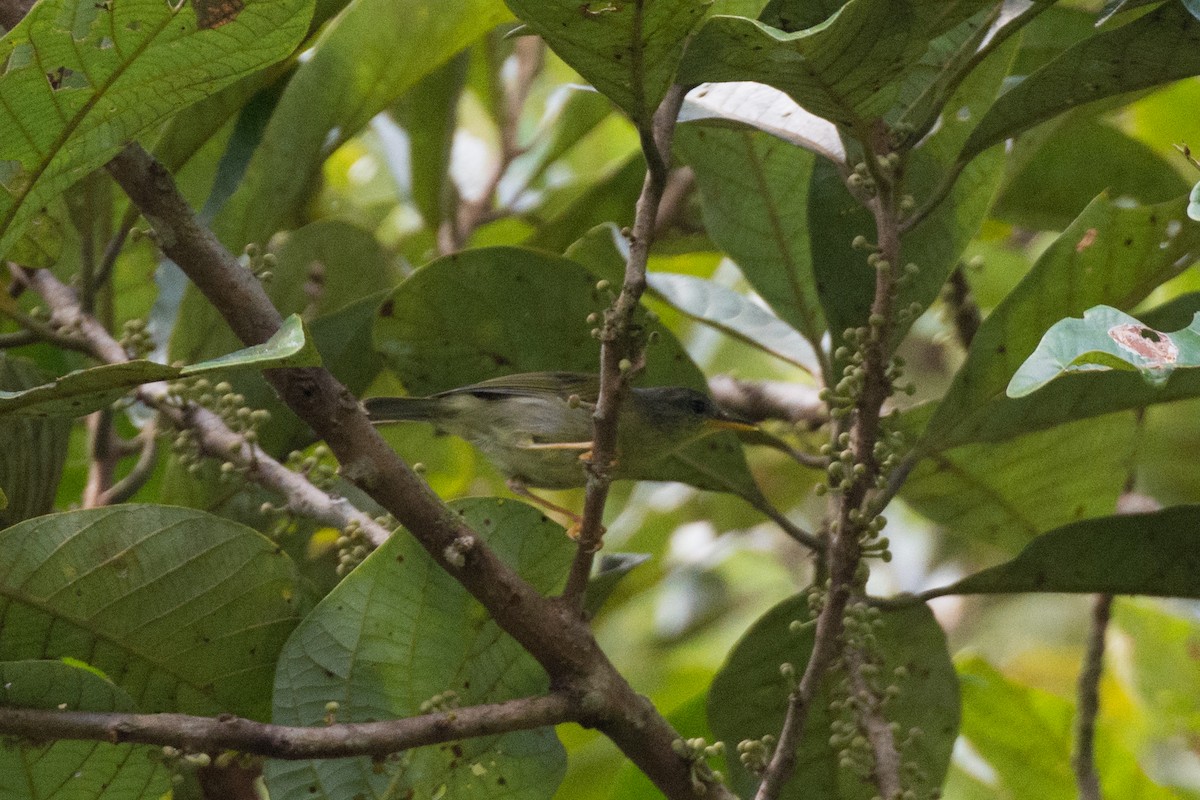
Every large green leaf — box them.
[0,660,169,800]
[265,498,569,800]
[215,0,508,250]
[675,124,825,357]
[0,0,313,259]
[0,356,69,526]
[902,413,1136,553]
[957,657,1177,800]
[708,597,959,799]
[0,505,302,719]
[0,313,319,418]
[923,194,1200,450]
[809,24,1011,351]
[678,0,992,128]
[372,246,764,501]
[923,506,1200,599]
[503,0,706,126]
[961,2,1200,162]
[992,118,1189,231]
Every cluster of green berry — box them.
[670,736,726,792]
[165,378,270,478]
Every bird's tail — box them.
[363,396,445,423]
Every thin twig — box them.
[1072,593,1112,800]
[845,644,902,800]
[0,693,577,760]
[83,407,119,507]
[96,417,159,506]
[560,83,688,609]
[0,330,39,348]
[26,268,394,547]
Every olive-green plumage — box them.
[364,371,751,489]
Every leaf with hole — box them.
[1007,305,1200,397]
[0,0,313,259]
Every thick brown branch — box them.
[104,142,732,800]
[0,694,576,760]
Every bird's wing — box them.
[442,372,601,403]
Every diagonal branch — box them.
[103,142,734,800]
[0,693,576,760]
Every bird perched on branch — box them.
[364,371,754,531]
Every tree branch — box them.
[103,142,733,800]
[1072,593,1111,800]
[757,126,905,800]
[26,267,394,547]
[561,83,688,608]
[0,694,577,760]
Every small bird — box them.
[364,371,754,529]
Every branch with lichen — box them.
[25,267,393,549]
[755,126,912,800]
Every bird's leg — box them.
[517,440,594,451]
[505,478,603,541]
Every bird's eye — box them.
[688,396,709,415]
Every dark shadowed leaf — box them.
[962,2,1200,163]
[925,506,1200,599]
[0,505,303,719]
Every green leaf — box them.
[902,413,1136,552]
[678,1,992,128]
[525,153,645,253]
[502,0,706,126]
[1007,305,1200,397]
[0,505,302,719]
[584,552,651,617]
[372,246,764,501]
[993,119,1189,231]
[0,355,69,526]
[181,313,321,374]
[961,2,1200,163]
[810,27,1013,353]
[215,0,509,250]
[0,660,170,800]
[957,657,1178,800]
[648,272,823,375]
[925,506,1200,598]
[0,314,319,418]
[395,52,468,229]
[1113,600,1200,739]
[708,598,958,799]
[923,194,1200,450]
[675,125,826,359]
[679,81,845,163]
[265,498,569,800]
[0,0,313,259]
